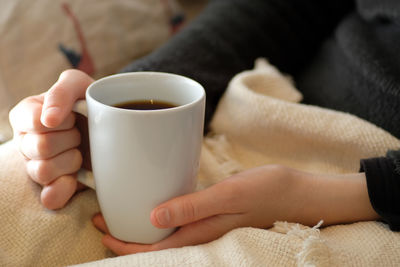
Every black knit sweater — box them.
[122,0,400,230]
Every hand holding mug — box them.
[9,70,379,254]
[9,70,94,209]
[72,71,205,243]
[10,69,205,244]
[91,166,378,256]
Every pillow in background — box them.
[0,0,184,142]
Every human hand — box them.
[9,69,94,210]
[93,165,379,255]
[92,165,303,255]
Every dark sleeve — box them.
[121,0,353,129]
[360,149,400,231]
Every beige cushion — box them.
[0,0,180,142]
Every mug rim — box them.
[85,71,205,114]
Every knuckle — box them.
[261,165,293,192]
[40,176,76,210]
[70,149,83,170]
[15,133,25,153]
[8,106,17,128]
[181,198,197,221]
[30,106,44,130]
[57,69,91,87]
[263,164,290,178]
[59,69,81,79]
[58,69,93,84]
[41,189,61,210]
[35,135,52,158]
[28,160,52,185]
[9,97,44,131]
[48,70,80,96]
[264,163,284,171]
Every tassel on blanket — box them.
[272,220,331,267]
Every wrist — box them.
[299,172,380,227]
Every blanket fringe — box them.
[204,134,243,175]
[272,220,331,267]
[198,134,244,189]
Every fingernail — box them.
[155,208,170,226]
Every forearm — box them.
[292,170,380,227]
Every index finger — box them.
[150,181,242,228]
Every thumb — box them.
[41,69,94,128]
[150,184,231,228]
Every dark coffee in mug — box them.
[114,100,177,110]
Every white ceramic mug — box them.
[73,72,205,244]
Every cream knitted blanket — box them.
[1,59,400,266]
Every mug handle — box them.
[72,100,96,190]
